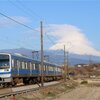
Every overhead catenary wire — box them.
[0,1,65,67]
[8,0,57,45]
[43,24,59,46]
[0,2,61,53]
[0,12,56,50]
[16,0,42,20]
[44,32,56,45]
[0,12,39,32]
[8,0,57,46]
[8,0,42,21]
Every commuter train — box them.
[0,53,62,86]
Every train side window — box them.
[35,63,39,70]
[19,61,21,69]
[12,59,14,68]
[33,64,35,70]
[49,66,52,71]
[46,65,48,71]
[54,67,56,72]
[39,64,41,70]
[24,62,26,69]
[25,62,27,69]
[48,66,50,71]
[14,60,17,69]
[22,62,25,69]
[56,67,57,72]
[17,60,21,69]
[44,65,46,71]
[45,65,46,71]
[52,66,54,71]
[20,62,22,69]
[27,62,30,69]
[58,68,61,72]
[30,62,32,70]
[53,66,55,71]
[43,65,45,71]
[58,68,59,72]
[17,60,19,67]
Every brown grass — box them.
[16,80,78,100]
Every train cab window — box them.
[0,55,9,69]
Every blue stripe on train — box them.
[0,72,11,74]
[11,69,40,74]
[11,69,57,75]
[0,70,62,75]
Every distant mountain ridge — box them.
[0,48,100,66]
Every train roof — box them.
[0,53,60,67]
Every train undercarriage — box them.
[0,75,62,87]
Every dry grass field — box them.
[1,79,100,100]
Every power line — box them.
[15,1,57,45]
[0,29,37,49]
[16,0,42,20]
[9,0,56,45]
[43,23,59,46]
[8,0,57,46]
[0,12,39,32]
[0,2,58,50]
[44,32,56,45]
[8,0,42,21]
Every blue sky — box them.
[0,0,100,55]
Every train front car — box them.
[0,53,11,86]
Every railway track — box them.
[0,81,60,99]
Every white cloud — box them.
[0,16,29,27]
[45,24,100,56]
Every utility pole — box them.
[40,21,44,87]
[64,45,66,82]
[89,55,92,65]
[66,51,69,78]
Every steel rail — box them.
[0,81,60,99]
[0,87,39,98]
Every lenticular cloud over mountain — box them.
[46,24,100,56]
